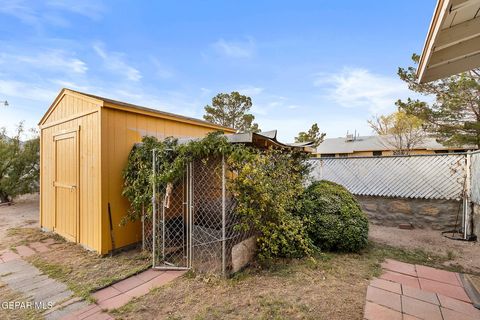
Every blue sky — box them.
[0,0,435,141]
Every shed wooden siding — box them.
[40,88,235,255]
[100,107,220,253]
[40,93,102,252]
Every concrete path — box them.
[0,257,88,320]
[364,259,480,320]
[0,237,186,319]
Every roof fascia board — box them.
[418,0,452,83]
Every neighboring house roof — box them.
[39,88,235,132]
[316,135,468,154]
[417,0,480,83]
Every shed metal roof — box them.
[176,130,315,152]
[417,0,480,83]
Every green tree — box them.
[294,123,325,148]
[0,123,40,202]
[203,91,260,133]
[397,54,480,148]
[368,110,426,155]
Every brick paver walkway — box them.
[364,259,480,320]
[0,238,185,319]
[63,269,186,319]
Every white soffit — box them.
[418,0,480,83]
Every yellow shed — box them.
[39,88,235,254]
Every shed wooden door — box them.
[54,130,79,242]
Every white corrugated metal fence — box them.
[310,154,467,200]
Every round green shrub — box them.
[299,180,369,252]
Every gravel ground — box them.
[369,223,480,274]
[0,193,39,248]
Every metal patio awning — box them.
[417,0,480,83]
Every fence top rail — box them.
[311,152,472,160]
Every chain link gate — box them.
[152,149,191,270]
[149,151,253,275]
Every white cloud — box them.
[237,86,264,96]
[46,0,105,20]
[150,57,174,79]
[1,51,88,74]
[0,0,37,25]
[212,37,255,58]
[0,0,105,27]
[0,79,57,101]
[93,42,142,81]
[315,67,412,114]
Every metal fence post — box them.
[152,149,156,267]
[221,154,226,276]
[464,153,471,239]
[142,205,145,251]
[189,161,194,269]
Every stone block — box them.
[231,236,256,273]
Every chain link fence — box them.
[144,153,254,275]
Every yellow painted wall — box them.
[40,93,103,252]
[99,107,233,254]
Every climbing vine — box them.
[122,132,313,260]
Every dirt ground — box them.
[369,223,480,274]
[0,193,39,249]
[113,252,375,320]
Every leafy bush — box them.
[0,123,39,202]
[228,148,313,261]
[299,180,369,252]
[123,133,313,260]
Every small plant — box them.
[298,180,369,252]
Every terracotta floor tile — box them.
[32,244,50,253]
[146,270,186,289]
[366,286,401,311]
[111,275,143,293]
[15,245,36,257]
[402,285,439,305]
[364,301,402,320]
[92,286,121,303]
[78,305,103,319]
[437,294,480,317]
[419,278,471,303]
[41,238,56,245]
[1,250,20,262]
[402,314,422,320]
[401,295,443,320]
[370,278,402,294]
[382,259,417,277]
[71,304,98,317]
[124,282,151,299]
[441,307,479,320]
[83,311,115,320]
[380,271,420,289]
[136,269,164,282]
[97,293,132,311]
[416,265,461,286]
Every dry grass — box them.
[5,228,151,302]
[2,227,55,251]
[112,243,457,320]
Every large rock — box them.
[231,236,256,273]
